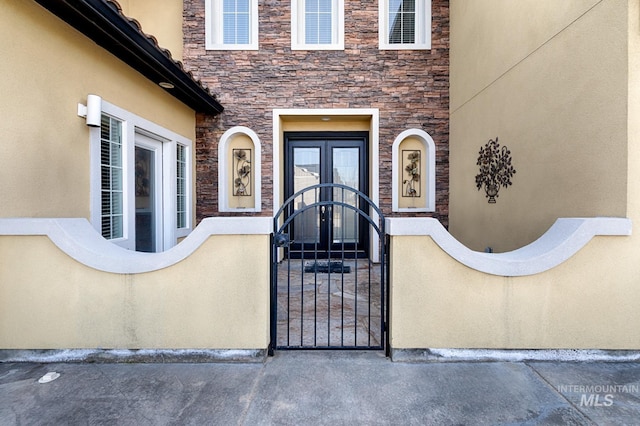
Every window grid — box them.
[389,0,416,44]
[176,144,187,229]
[223,0,250,45]
[305,0,333,44]
[100,115,123,240]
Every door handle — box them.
[320,205,331,222]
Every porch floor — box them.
[275,259,383,349]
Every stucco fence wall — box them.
[0,218,271,356]
[0,216,635,358]
[387,217,637,354]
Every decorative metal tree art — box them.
[403,150,421,197]
[475,137,516,203]
[233,149,251,196]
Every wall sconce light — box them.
[77,94,102,127]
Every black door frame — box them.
[284,131,369,258]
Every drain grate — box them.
[303,260,351,273]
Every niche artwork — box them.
[475,137,516,203]
[233,149,251,196]
[402,150,421,197]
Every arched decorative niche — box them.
[218,126,262,212]
[392,129,435,212]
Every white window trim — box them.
[218,126,262,212]
[379,0,432,50]
[291,0,344,50]
[391,128,436,212]
[205,0,259,50]
[90,100,193,251]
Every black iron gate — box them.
[270,183,389,353]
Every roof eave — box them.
[34,0,224,115]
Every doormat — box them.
[304,260,351,273]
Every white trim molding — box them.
[205,0,259,50]
[272,108,380,262]
[0,217,272,274]
[386,217,632,276]
[392,128,436,212]
[291,0,345,50]
[88,98,193,252]
[379,0,432,50]
[218,126,262,212]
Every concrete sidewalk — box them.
[2,351,640,425]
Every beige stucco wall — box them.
[389,233,640,350]
[449,0,628,251]
[119,0,184,60]
[0,1,195,219]
[0,234,270,349]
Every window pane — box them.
[101,216,111,237]
[112,214,123,239]
[222,0,250,44]
[223,14,236,44]
[388,0,417,44]
[293,147,320,244]
[403,0,415,12]
[223,0,235,13]
[389,15,402,43]
[101,141,109,166]
[100,116,110,140]
[318,14,332,43]
[306,0,318,13]
[236,14,250,44]
[236,0,249,12]
[111,141,122,168]
[305,13,319,44]
[403,14,415,43]
[318,0,331,12]
[100,114,123,240]
[176,144,187,229]
[305,0,332,45]
[101,192,111,215]
[112,191,122,215]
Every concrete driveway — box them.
[2,351,640,425]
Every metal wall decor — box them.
[475,137,516,203]
[402,150,421,197]
[233,148,251,196]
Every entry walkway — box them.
[2,351,640,425]
[276,259,383,348]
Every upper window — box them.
[292,0,344,50]
[205,0,259,50]
[379,0,431,50]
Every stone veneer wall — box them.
[183,0,449,225]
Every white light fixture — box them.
[86,94,102,127]
[77,94,102,127]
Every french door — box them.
[284,132,368,258]
[134,133,163,253]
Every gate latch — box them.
[274,232,290,247]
